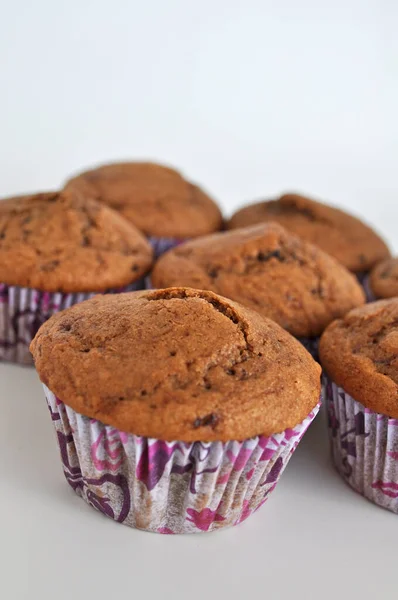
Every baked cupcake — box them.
[31,287,321,533]
[151,224,365,359]
[64,162,223,257]
[320,299,398,513]
[0,190,153,365]
[366,257,398,301]
[228,194,390,278]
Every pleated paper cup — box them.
[298,337,319,361]
[360,275,376,302]
[325,376,398,513]
[355,271,376,302]
[0,280,145,366]
[44,386,320,534]
[148,236,184,258]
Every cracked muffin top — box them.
[320,299,398,417]
[152,224,366,338]
[30,287,321,441]
[369,257,398,299]
[227,193,390,273]
[0,191,153,292]
[64,162,223,239]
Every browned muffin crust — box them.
[228,194,390,273]
[0,191,153,292]
[31,287,321,441]
[319,299,398,417]
[369,257,398,299]
[65,162,223,238]
[152,224,366,338]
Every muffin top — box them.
[152,224,366,338]
[64,162,223,239]
[31,287,321,441]
[228,193,390,272]
[369,257,398,299]
[0,191,153,292]
[320,299,398,417]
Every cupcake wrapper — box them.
[44,386,320,533]
[361,274,376,302]
[147,236,184,258]
[0,280,145,366]
[298,336,319,361]
[356,271,374,302]
[325,377,398,513]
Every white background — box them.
[0,1,397,599]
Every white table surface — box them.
[1,1,398,598]
[1,361,397,599]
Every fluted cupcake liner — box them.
[147,236,184,258]
[360,275,376,302]
[298,337,319,361]
[0,280,145,366]
[325,377,398,513]
[355,271,374,302]
[44,386,320,534]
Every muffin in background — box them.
[64,162,223,257]
[320,299,398,513]
[31,287,321,533]
[228,193,390,276]
[0,190,153,365]
[151,223,366,359]
[366,257,398,301]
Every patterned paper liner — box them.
[44,386,320,534]
[0,279,145,366]
[360,274,376,302]
[355,270,374,302]
[325,377,398,513]
[298,336,319,361]
[147,236,184,258]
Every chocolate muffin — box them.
[368,257,398,300]
[65,162,223,256]
[0,190,153,365]
[320,299,398,513]
[31,287,321,533]
[152,223,365,356]
[228,193,390,274]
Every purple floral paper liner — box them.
[360,274,376,302]
[44,386,320,534]
[298,336,319,361]
[325,376,398,513]
[147,236,185,259]
[356,271,375,302]
[0,279,146,366]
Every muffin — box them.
[366,257,398,301]
[320,299,398,513]
[64,162,223,257]
[31,287,321,533]
[0,190,153,365]
[228,193,390,276]
[151,223,366,359]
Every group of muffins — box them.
[2,160,397,533]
